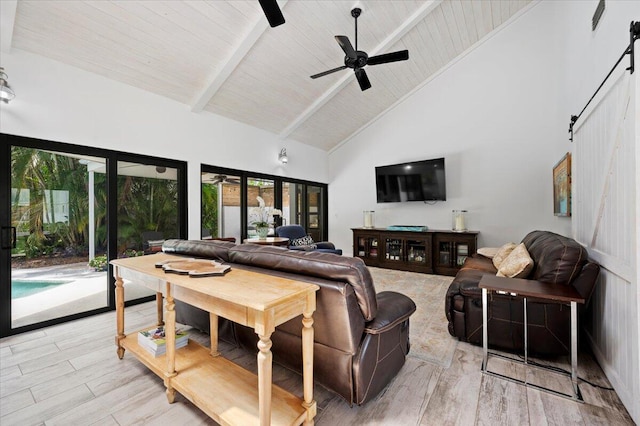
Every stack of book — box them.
[138,326,188,357]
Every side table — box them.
[244,237,290,247]
[479,275,586,402]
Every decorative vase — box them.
[257,226,269,239]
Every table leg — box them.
[115,268,125,360]
[571,301,579,399]
[156,292,164,326]
[524,297,528,365]
[257,333,273,426]
[302,311,317,425]
[209,313,220,357]
[164,284,177,403]
[482,288,488,371]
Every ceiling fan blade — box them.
[310,65,348,79]
[258,0,285,27]
[335,35,357,59]
[354,69,371,91]
[367,50,409,66]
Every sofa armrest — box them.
[364,291,416,334]
[315,241,336,250]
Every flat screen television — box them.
[375,158,446,203]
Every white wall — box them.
[328,1,573,253]
[0,49,329,240]
[329,0,640,422]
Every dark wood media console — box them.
[352,228,478,276]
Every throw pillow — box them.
[496,243,535,278]
[492,242,517,269]
[291,235,314,246]
[477,247,499,259]
[291,235,316,249]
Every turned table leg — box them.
[164,283,177,403]
[302,310,316,425]
[156,292,164,326]
[257,333,273,426]
[115,269,125,360]
[209,313,220,357]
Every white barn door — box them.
[573,68,639,423]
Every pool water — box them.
[12,280,72,299]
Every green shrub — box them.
[89,255,108,271]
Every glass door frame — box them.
[201,164,328,242]
[0,133,187,337]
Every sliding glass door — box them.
[116,161,182,301]
[6,146,109,330]
[201,171,242,242]
[0,134,187,337]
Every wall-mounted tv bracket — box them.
[569,21,640,142]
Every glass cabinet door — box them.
[455,243,469,266]
[407,239,428,265]
[437,240,452,266]
[385,238,403,261]
[356,235,378,259]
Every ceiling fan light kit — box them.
[0,67,16,104]
[310,7,409,91]
[278,148,288,164]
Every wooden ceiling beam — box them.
[278,0,443,140]
[190,0,288,112]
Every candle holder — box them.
[363,211,375,228]
[452,210,467,232]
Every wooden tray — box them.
[155,258,231,277]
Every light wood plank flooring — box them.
[0,301,633,425]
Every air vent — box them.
[592,0,605,31]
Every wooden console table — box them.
[111,253,319,425]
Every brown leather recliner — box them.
[162,239,416,405]
[445,230,600,356]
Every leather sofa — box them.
[445,230,600,356]
[162,239,416,405]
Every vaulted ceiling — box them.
[4,0,532,151]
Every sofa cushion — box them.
[496,243,534,278]
[477,247,499,258]
[228,244,378,321]
[521,230,589,285]
[461,255,497,273]
[492,243,517,269]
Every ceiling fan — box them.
[205,175,241,185]
[310,7,409,91]
[259,0,285,28]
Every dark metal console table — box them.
[479,275,586,402]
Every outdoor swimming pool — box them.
[11,280,72,299]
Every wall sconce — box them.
[0,67,15,104]
[278,148,288,164]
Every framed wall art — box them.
[553,152,571,217]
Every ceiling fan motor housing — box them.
[345,51,368,68]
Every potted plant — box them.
[249,196,282,239]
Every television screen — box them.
[375,158,446,202]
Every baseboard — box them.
[585,331,639,424]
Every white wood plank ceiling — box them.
[5,0,532,151]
